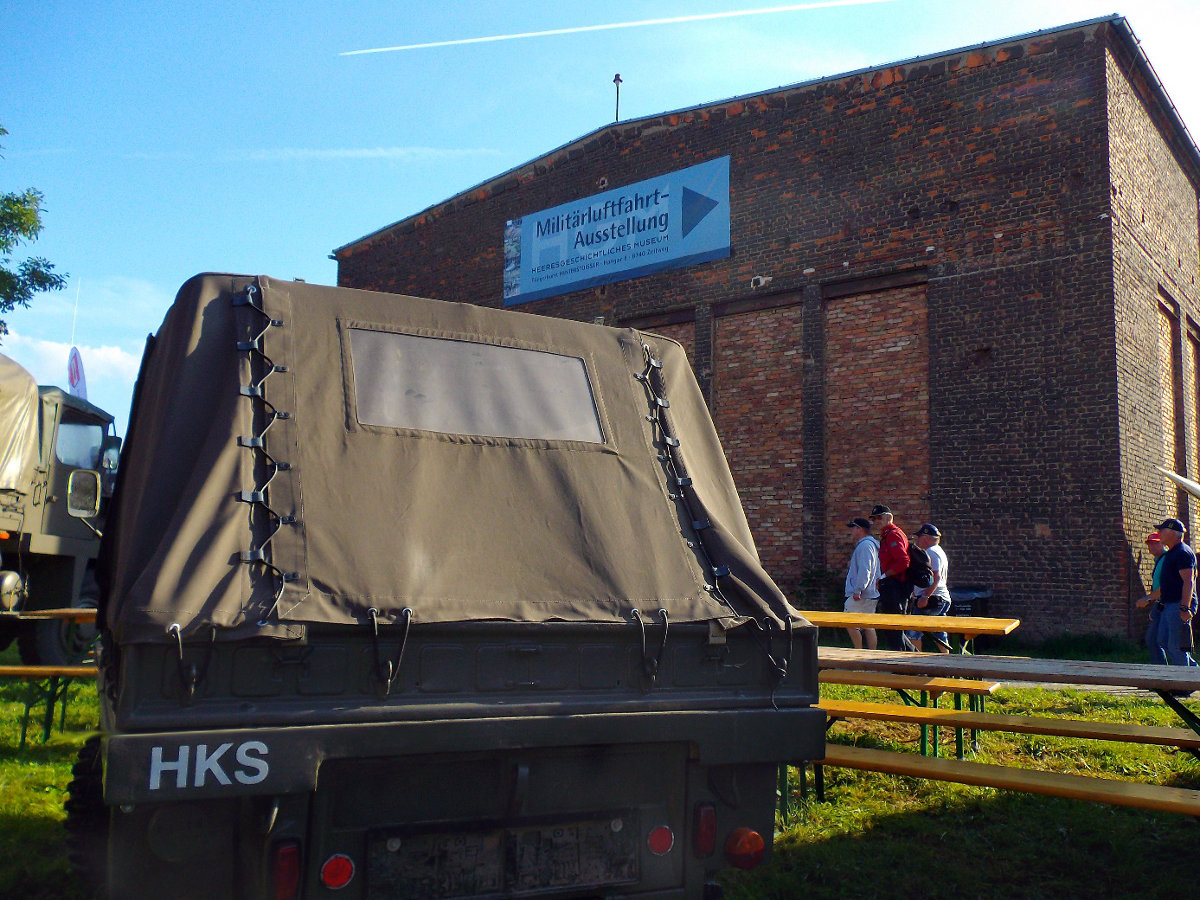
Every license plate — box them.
[367,814,639,899]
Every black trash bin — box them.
[949,586,992,618]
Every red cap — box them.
[1145,532,1162,544]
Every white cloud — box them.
[2,332,143,433]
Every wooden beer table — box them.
[797,610,1020,653]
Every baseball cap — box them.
[868,504,891,518]
[847,517,871,530]
[913,523,941,537]
[1157,517,1186,534]
[1145,532,1162,545]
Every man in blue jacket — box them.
[843,517,880,650]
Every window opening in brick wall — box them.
[1157,300,1187,524]
[1187,322,1200,525]
[823,285,930,568]
[711,305,805,587]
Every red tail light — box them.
[647,824,675,856]
[724,827,765,869]
[693,803,717,858]
[320,853,356,890]
[271,840,301,900]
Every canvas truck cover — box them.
[0,353,40,493]
[101,274,800,644]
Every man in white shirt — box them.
[843,517,880,649]
[905,523,952,653]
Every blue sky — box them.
[4,0,1200,432]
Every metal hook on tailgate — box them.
[368,606,413,698]
[167,622,216,705]
[632,607,669,691]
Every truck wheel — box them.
[65,735,108,896]
[17,575,99,665]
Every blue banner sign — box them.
[503,156,730,306]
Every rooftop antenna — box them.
[613,73,622,122]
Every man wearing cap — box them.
[905,524,952,653]
[843,517,880,650]
[1135,532,1167,662]
[1152,518,1198,667]
[870,504,910,651]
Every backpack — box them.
[906,543,934,589]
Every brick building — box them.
[334,16,1200,639]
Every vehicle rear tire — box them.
[65,735,108,897]
[16,573,99,665]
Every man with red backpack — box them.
[870,504,909,650]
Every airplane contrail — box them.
[341,0,896,56]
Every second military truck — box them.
[0,351,119,663]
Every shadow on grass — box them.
[0,811,91,900]
[725,783,1200,900]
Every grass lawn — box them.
[0,642,1198,899]
[0,644,98,900]
[723,681,1200,899]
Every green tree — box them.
[1,124,67,339]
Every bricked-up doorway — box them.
[711,303,806,593]
[824,283,930,568]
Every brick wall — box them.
[1109,40,1200,636]
[337,21,1198,638]
[645,322,695,368]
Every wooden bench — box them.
[819,743,1200,817]
[818,669,1002,757]
[0,664,98,747]
[819,669,1000,699]
[787,649,1200,817]
[7,607,98,623]
[819,698,1200,754]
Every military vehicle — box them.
[66,274,824,899]
[0,352,120,664]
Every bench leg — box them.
[19,687,35,749]
[931,692,940,759]
[19,681,54,748]
[778,764,791,822]
[54,676,76,735]
[814,762,825,802]
[955,693,965,759]
[919,690,928,757]
[974,694,983,752]
[42,676,70,742]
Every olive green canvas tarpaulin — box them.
[102,275,799,643]
[0,353,40,494]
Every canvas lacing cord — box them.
[167,622,216,705]
[231,283,299,626]
[632,607,669,690]
[635,339,793,692]
[635,342,731,600]
[368,606,413,698]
